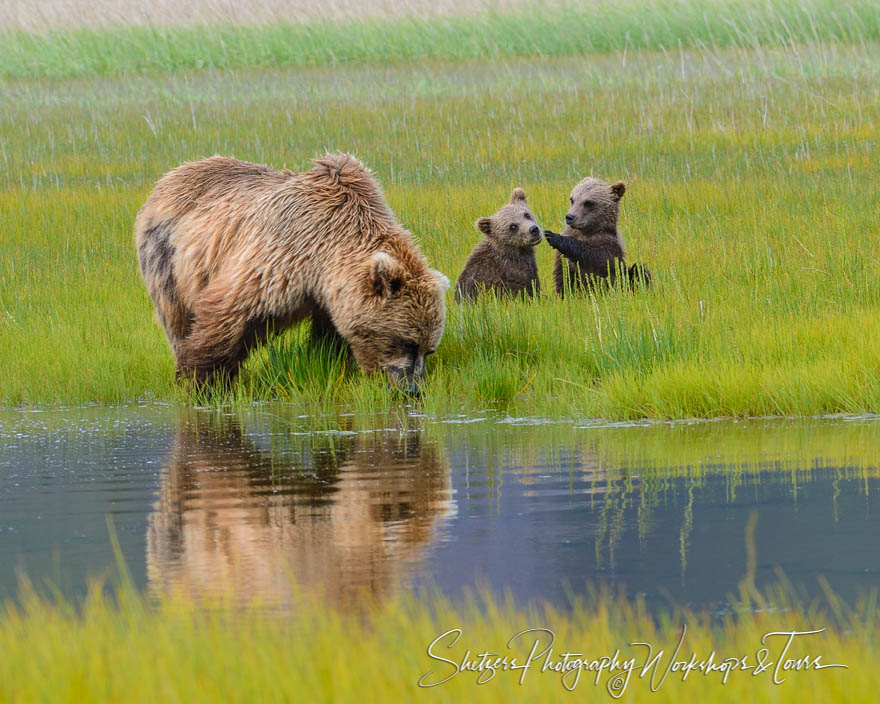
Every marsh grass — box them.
[2,0,880,79]
[0,571,875,702]
[1,11,879,419]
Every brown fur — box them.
[146,413,452,606]
[135,154,449,386]
[454,187,542,302]
[546,177,651,296]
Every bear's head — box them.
[564,178,625,234]
[475,188,542,249]
[343,252,449,394]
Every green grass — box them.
[2,0,880,79]
[2,7,880,419]
[0,573,874,702]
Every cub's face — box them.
[344,252,448,394]
[476,188,542,248]
[564,178,626,233]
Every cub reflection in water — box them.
[146,413,454,606]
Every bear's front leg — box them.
[175,318,251,384]
[309,306,347,351]
[543,230,587,260]
[175,281,271,384]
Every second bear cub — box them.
[455,188,542,302]
[544,177,651,296]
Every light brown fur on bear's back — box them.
[137,156,407,311]
[135,154,449,386]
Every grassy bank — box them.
[0,576,873,702]
[2,18,879,417]
[2,0,880,79]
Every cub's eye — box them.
[399,340,419,355]
[508,223,517,231]
[569,197,574,204]
[524,212,533,220]
[583,200,595,208]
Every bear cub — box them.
[544,177,651,296]
[455,188,543,302]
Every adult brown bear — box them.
[135,154,449,391]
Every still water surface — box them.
[1,406,878,611]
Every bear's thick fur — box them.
[454,187,542,302]
[545,177,651,296]
[135,154,449,388]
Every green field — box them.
[3,0,879,79]
[2,1,880,419]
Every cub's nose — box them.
[564,213,574,225]
[529,225,540,236]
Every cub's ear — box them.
[430,269,450,293]
[510,187,527,203]
[367,251,407,299]
[476,217,493,236]
[610,181,626,201]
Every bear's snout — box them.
[528,225,542,244]
[564,213,574,225]
[385,356,426,396]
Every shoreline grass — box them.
[0,573,874,702]
[2,0,880,80]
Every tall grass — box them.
[0,574,874,702]
[2,21,879,418]
[2,0,880,79]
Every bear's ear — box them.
[367,251,407,299]
[510,187,526,203]
[476,217,493,236]
[430,269,450,293]
[610,181,626,201]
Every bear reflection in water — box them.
[146,414,454,606]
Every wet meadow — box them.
[2,1,880,700]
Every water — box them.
[1,406,879,612]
